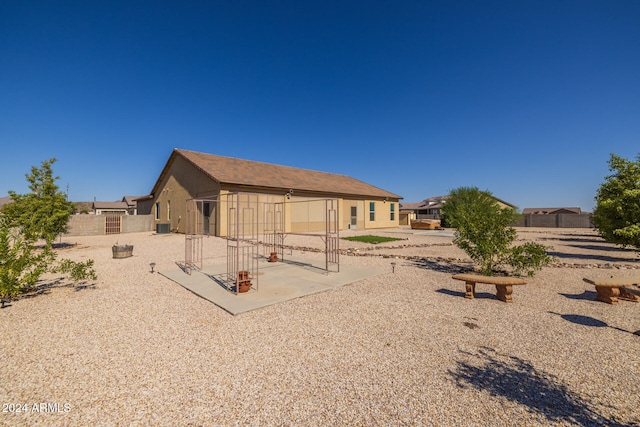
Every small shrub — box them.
[0,228,53,298]
[442,187,552,276]
[55,259,97,282]
[508,242,553,277]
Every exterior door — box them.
[203,202,211,235]
[350,206,357,227]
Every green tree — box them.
[0,226,53,297]
[3,158,74,243]
[592,153,640,251]
[0,159,96,299]
[442,187,551,276]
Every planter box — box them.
[112,245,133,259]
[410,219,441,230]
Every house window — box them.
[369,202,375,221]
[167,200,171,221]
[390,203,395,221]
[155,202,160,220]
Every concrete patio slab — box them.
[160,257,385,315]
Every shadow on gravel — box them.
[449,347,636,427]
[568,244,639,255]
[536,236,606,244]
[549,311,634,335]
[4,277,97,306]
[547,251,637,264]
[406,258,472,274]
[559,290,597,301]
[436,288,496,300]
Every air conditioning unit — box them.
[156,223,170,234]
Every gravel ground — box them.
[1,227,639,426]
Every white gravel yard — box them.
[1,227,639,426]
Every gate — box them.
[263,202,284,259]
[325,199,339,272]
[184,199,204,273]
[105,215,121,235]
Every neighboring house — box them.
[93,201,129,215]
[93,196,141,215]
[401,195,449,218]
[521,207,582,215]
[136,148,402,235]
[122,196,141,215]
[401,195,517,219]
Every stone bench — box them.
[623,283,640,298]
[583,276,640,304]
[452,273,527,303]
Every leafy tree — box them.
[0,226,53,297]
[0,159,96,299]
[592,153,640,251]
[442,187,551,276]
[3,158,74,243]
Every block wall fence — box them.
[64,212,594,236]
[64,215,154,236]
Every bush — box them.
[0,227,52,297]
[442,187,552,276]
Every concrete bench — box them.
[452,273,527,303]
[583,276,640,304]
[624,283,640,298]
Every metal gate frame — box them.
[324,198,340,273]
[184,198,205,273]
[225,192,259,294]
[185,193,260,294]
[184,193,339,294]
[265,198,339,274]
[105,215,122,235]
[263,201,284,259]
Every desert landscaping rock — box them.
[1,227,639,426]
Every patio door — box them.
[203,202,211,235]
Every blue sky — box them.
[1,1,639,212]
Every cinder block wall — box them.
[122,215,154,233]
[513,213,593,228]
[65,215,154,236]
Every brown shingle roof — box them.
[93,201,128,210]
[402,194,516,210]
[156,149,401,199]
[122,196,141,207]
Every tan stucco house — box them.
[401,195,517,220]
[93,196,140,215]
[137,148,402,236]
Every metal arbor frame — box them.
[184,198,204,273]
[264,198,339,274]
[225,192,260,294]
[184,193,259,294]
[184,193,340,295]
